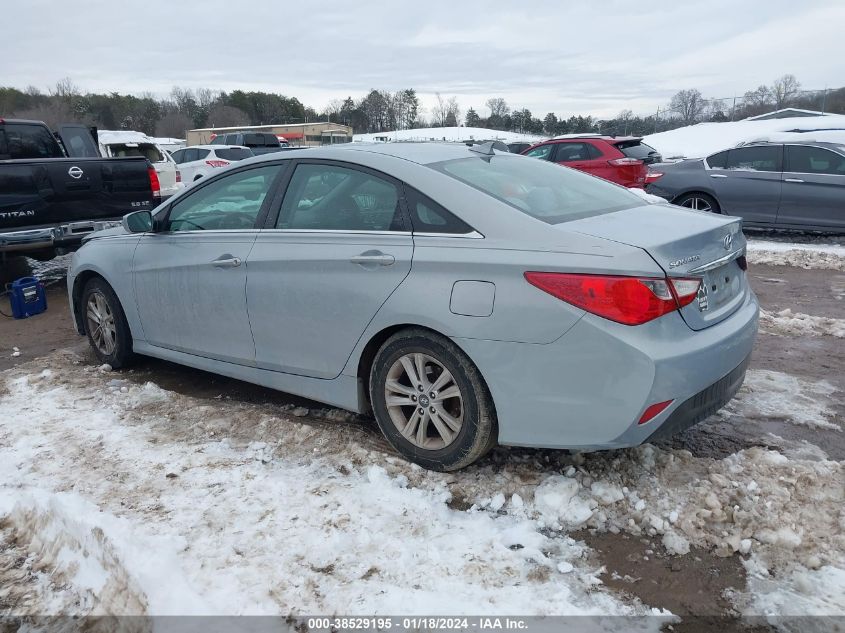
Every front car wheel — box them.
[81,278,135,368]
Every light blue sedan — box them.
[68,142,759,471]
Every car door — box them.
[246,160,413,379]
[132,163,286,364]
[707,145,783,224]
[778,144,845,229]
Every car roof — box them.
[186,144,249,150]
[740,140,845,151]
[549,135,642,143]
[241,142,510,166]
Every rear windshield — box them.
[430,154,641,224]
[215,147,253,161]
[615,140,659,160]
[108,143,164,162]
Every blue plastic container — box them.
[9,277,47,319]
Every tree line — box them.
[1,75,842,139]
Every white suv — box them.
[98,130,183,198]
[169,145,254,183]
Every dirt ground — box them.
[1,262,843,627]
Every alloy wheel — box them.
[680,196,713,212]
[384,352,464,450]
[86,291,117,356]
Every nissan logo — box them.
[723,234,733,250]
[68,166,84,179]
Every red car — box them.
[520,136,661,188]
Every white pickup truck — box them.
[98,130,183,199]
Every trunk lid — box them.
[564,204,748,330]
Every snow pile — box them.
[746,239,845,270]
[2,354,843,619]
[626,187,666,204]
[354,126,545,144]
[725,369,839,431]
[0,363,660,619]
[760,308,845,338]
[643,114,845,159]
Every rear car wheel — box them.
[674,192,721,214]
[369,329,497,471]
[81,278,135,368]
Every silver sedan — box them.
[68,142,759,471]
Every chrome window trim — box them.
[258,228,484,239]
[412,231,485,239]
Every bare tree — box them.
[206,104,249,128]
[485,97,509,118]
[669,88,706,125]
[50,77,80,101]
[154,112,193,138]
[771,74,801,109]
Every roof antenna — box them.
[469,141,508,155]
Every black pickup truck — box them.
[0,118,157,264]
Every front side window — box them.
[724,146,782,172]
[215,147,253,161]
[166,164,282,232]
[430,154,640,224]
[277,163,404,231]
[785,145,845,175]
[525,144,553,160]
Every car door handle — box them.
[350,251,395,266]
[211,256,242,268]
[784,178,804,183]
[709,174,727,178]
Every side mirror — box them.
[122,210,153,233]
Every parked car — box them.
[522,136,662,188]
[68,142,758,471]
[169,145,253,182]
[645,141,845,231]
[0,118,157,264]
[98,130,183,199]
[210,131,288,155]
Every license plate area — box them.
[699,263,741,312]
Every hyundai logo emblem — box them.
[723,234,733,250]
[68,166,84,179]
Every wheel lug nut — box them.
[411,395,417,402]
[419,408,425,414]
[430,391,436,398]
[429,407,435,413]
[417,385,424,392]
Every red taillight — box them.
[638,399,674,424]
[147,165,161,198]
[608,157,642,166]
[206,160,230,168]
[524,272,701,326]
[645,171,664,183]
[175,170,182,183]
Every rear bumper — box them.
[453,287,759,449]
[0,220,122,254]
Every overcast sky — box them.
[2,0,841,120]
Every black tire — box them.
[80,277,135,368]
[369,328,497,471]
[674,192,721,214]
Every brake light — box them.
[608,157,642,166]
[524,272,701,325]
[206,160,230,168]
[175,170,182,183]
[645,171,664,183]
[147,165,161,198]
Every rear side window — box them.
[196,149,211,160]
[615,141,658,160]
[244,134,263,146]
[404,187,474,234]
[706,150,729,169]
[108,143,164,162]
[785,145,845,175]
[4,124,63,159]
[263,134,280,147]
[277,163,404,231]
[215,148,253,161]
[724,146,782,172]
[431,154,640,224]
[553,142,593,162]
[210,136,226,145]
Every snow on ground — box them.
[353,126,544,144]
[746,238,845,270]
[760,308,845,338]
[1,353,843,621]
[643,114,845,159]
[723,369,840,431]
